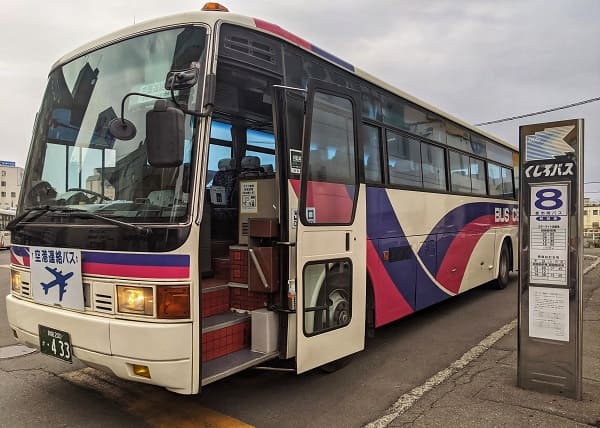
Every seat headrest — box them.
[261,164,274,173]
[241,156,260,170]
[217,158,235,171]
[147,190,174,207]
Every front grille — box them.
[86,281,115,314]
[21,280,31,297]
[94,292,114,313]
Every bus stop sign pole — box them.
[518,119,584,400]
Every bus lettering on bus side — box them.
[512,208,519,223]
[495,207,511,223]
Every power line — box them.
[475,96,600,126]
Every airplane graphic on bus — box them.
[41,267,74,302]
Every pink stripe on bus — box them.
[254,18,312,50]
[367,239,414,327]
[435,214,495,294]
[82,262,190,279]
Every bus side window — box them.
[488,162,514,198]
[501,167,515,198]
[363,124,383,183]
[488,163,503,196]
[449,151,471,193]
[470,158,486,195]
[421,142,446,191]
[387,130,422,188]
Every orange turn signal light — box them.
[157,285,190,319]
[201,2,229,12]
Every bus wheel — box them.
[320,355,353,373]
[366,283,375,340]
[328,289,350,327]
[319,289,352,373]
[492,242,510,290]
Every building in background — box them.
[584,197,600,247]
[584,197,600,230]
[0,161,23,210]
[86,168,116,200]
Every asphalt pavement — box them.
[2,247,600,427]
[367,251,600,427]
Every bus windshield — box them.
[21,26,207,223]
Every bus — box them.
[6,3,518,394]
[0,208,15,249]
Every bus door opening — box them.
[199,61,283,384]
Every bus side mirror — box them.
[146,99,184,167]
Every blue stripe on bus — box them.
[366,187,404,238]
[310,45,355,72]
[11,245,29,257]
[366,187,415,306]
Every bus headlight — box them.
[10,270,21,294]
[116,286,153,316]
[157,285,190,319]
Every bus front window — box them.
[22,26,207,223]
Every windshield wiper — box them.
[6,206,52,231]
[7,206,152,236]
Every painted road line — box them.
[584,255,600,274]
[366,256,600,428]
[364,319,517,428]
[61,368,253,428]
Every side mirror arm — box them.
[108,73,217,140]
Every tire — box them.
[492,242,510,290]
[319,355,353,373]
[365,284,375,341]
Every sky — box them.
[1,1,599,196]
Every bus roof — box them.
[51,9,516,152]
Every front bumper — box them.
[6,294,193,393]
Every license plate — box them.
[39,325,72,363]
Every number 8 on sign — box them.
[535,188,563,210]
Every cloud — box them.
[1,0,599,193]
